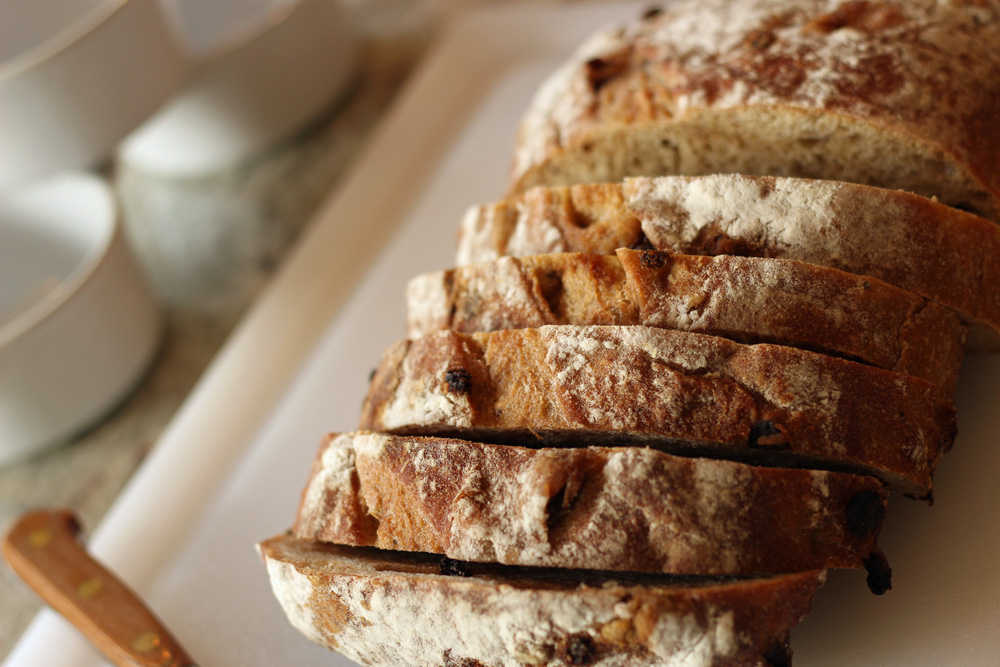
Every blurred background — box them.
[0,0,552,658]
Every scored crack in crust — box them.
[508,0,1000,221]
[407,249,965,391]
[456,175,1000,352]
[294,432,888,576]
[259,535,826,667]
[359,325,955,498]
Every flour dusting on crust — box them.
[261,536,827,666]
[510,0,1000,215]
[294,433,887,575]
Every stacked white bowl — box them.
[0,0,356,463]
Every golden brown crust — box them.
[260,535,826,667]
[457,175,1000,351]
[408,250,965,390]
[295,432,887,576]
[509,0,1000,219]
[360,326,955,496]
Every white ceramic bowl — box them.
[0,174,163,466]
[119,0,357,176]
[0,0,191,190]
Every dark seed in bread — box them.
[445,369,472,394]
[564,635,597,665]
[439,556,472,578]
[863,549,893,595]
[639,249,668,269]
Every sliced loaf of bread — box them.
[508,0,1000,220]
[260,535,826,667]
[359,326,955,497]
[408,249,965,390]
[294,432,887,576]
[457,175,1000,350]
[262,1,997,663]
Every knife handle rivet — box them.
[77,578,103,600]
[133,631,162,653]
[27,528,52,549]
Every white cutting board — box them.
[6,3,1000,666]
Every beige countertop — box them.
[0,0,543,658]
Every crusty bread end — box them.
[260,535,826,667]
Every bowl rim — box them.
[0,0,146,79]
[167,0,308,64]
[0,174,119,347]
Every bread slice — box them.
[457,175,1000,351]
[508,0,1000,221]
[408,249,965,391]
[259,535,826,667]
[294,431,887,576]
[360,326,955,497]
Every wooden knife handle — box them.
[2,509,196,667]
